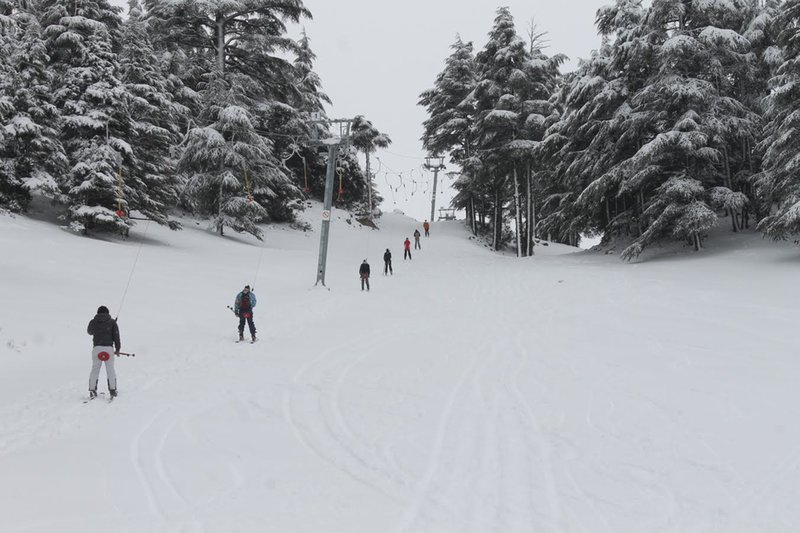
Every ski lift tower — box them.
[309,115,354,287]
[424,155,446,223]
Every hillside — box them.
[1,205,799,532]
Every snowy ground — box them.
[1,203,799,533]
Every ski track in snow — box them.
[283,327,411,502]
[2,210,800,531]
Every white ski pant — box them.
[89,346,117,392]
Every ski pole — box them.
[227,305,238,316]
[117,351,135,357]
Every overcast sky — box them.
[114,1,611,220]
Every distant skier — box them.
[423,220,430,237]
[235,285,257,342]
[87,305,120,399]
[404,238,412,260]
[413,229,422,249]
[359,259,371,291]
[383,248,393,275]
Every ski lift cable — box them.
[252,229,268,289]
[115,219,152,321]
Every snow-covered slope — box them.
[1,205,799,532]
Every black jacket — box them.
[88,313,121,351]
[359,262,370,276]
[384,251,392,262]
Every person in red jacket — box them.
[423,220,430,236]
[404,237,412,260]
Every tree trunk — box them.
[493,188,502,251]
[527,162,535,256]
[470,195,477,235]
[365,151,372,216]
[513,167,522,257]
[215,13,226,73]
[722,145,732,189]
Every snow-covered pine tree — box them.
[576,0,660,244]
[349,115,391,217]
[179,75,290,238]
[255,29,335,213]
[145,0,310,94]
[469,7,561,254]
[118,0,187,229]
[2,11,67,207]
[147,0,312,223]
[419,36,477,232]
[39,0,133,234]
[756,0,800,240]
[539,44,626,247]
[598,0,760,258]
[469,7,531,251]
[505,40,564,255]
[0,2,25,211]
[285,29,330,198]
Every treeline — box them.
[0,0,389,238]
[420,0,800,258]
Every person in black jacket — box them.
[359,259,371,291]
[383,248,393,276]
[87,305,121,398]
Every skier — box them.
[87,305,120,399]
[413,229,422,249]
[235,285,257,342]
[404,238,412,260]
[423,220,430,237]
[383,248,393,275]
[359,259,371,291]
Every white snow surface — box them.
[1,204,800,532]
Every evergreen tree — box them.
[147,0,315,222]
[469,7,529,250]
[40,0,133,234]
[118,0,187,228]
[467,7,561,254]
[614,0,761,258]
[539,44,626,247]
[755,0,800,240]
[419,36,477,231]
[3,11,67,205]
[350,115,391,216]
[145,0,309,93]
[0,3,24,211]
[179,75,293,238]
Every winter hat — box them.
[97,306,109,314]
[244,285,251,290]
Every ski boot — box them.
[89,390,97,399]
[109,390,118,398]
[239,333,244,342]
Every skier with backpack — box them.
[234,285,257,342]
[87,305,121,399]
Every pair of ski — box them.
[83,392,115,404]
[236,338,258,344]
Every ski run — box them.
[1,203,799,532]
